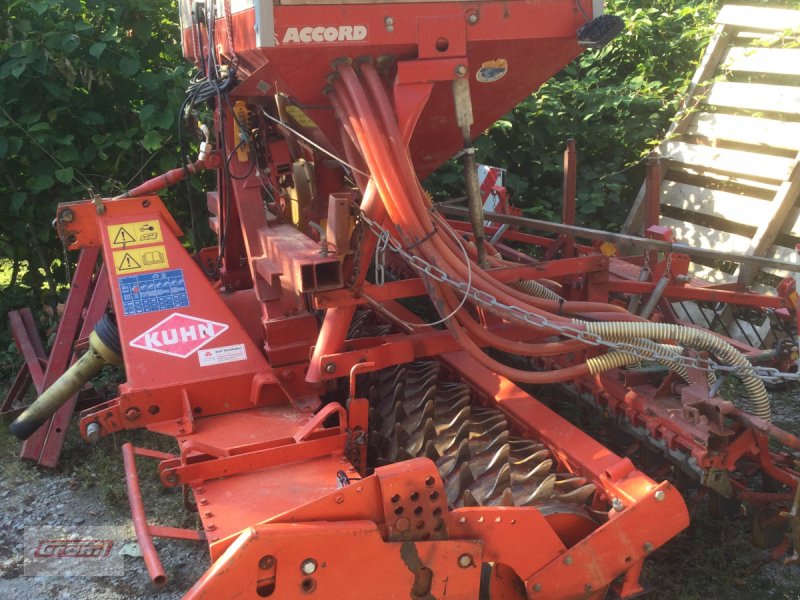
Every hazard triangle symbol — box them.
[113,227,136,245]
[118,253,142,272]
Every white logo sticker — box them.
[198,343,247,367]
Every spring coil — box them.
[577,321,771,421]
[510,279,563,302]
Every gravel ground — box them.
[0,432,207,600]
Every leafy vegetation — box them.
[0,0,191,368]
[428,0,720,229]
[0,5,188,288]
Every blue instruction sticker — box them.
[119,269,189,316]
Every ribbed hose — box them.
[578,322,770,420]
[601,341,690,383]
[586,351,645,375]
[510,279,563,302]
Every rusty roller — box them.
[366,361,596,509]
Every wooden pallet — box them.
[623,4,800,290]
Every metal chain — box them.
[346,213,366,289]
[355,208,800,384]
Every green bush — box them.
[427,0,720,230]
[0,0,189,297]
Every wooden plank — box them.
[660,180,772,224]
[723,47,800,76]
[686,112,800,151]
[622,23,728,235]
[685,263,737,284]
[672,169,780,195]
[716,5,800,31]
[706,81,800,116]
[661,216,753,253]
[737,156,800,285]
[662,141,795,181]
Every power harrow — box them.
[6,0,800,598]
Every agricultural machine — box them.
[6,0,800,598]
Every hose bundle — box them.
[312,59,771,420]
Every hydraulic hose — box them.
[578,321,771,420]
[326,60,768,418]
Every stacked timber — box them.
[622,5,800,347]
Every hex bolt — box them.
[60,209,74,223]
[259,555,275,570]
[532,583,542,592]
[468,13,478,24]
[384,16,394,32]
[654,490,666,502]
[585,584,593,592]
[324,362,336,374]
[199,498,209,506]
[563,555,573,565]
[612,497,624,512]
[458,554,473,568]
[301,558,317,575]
[203,511,213,518]
[455,64,467,77]
[86,422,101,443]
[643,542,654,553]
[207,524,217,532]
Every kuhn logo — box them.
[129,313,228,358]
[281,25,367,44]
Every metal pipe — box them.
[627,266,651,315]
[639,273,671,319]
[452,77,486,268]
[562,139,577,258]
[438,205,800,273]
[122,443,167,587]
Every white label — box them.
[198,343,247,367]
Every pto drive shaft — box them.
[9,314,122,441]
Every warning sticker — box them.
[198,343,247,367]
[285,105,318,129]
[113,245,169,274]
[107,221,163,248]
[119,269,189,316]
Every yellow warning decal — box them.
[112,245,169,274]
[285,105,318,129]
[107,221,163,248]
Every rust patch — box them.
[400,541,436,599]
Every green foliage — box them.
[427,0,720,230]
[0,0,189,300]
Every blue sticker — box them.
[119,269,189,316]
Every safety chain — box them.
[346,213,366,289]
[355,208,800,384]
